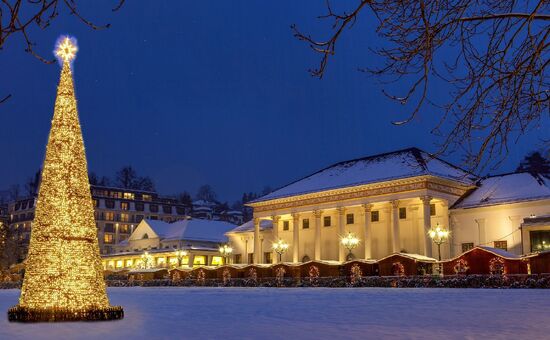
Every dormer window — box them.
[142,233,149,239]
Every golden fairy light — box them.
[55,36,78,63]
[8,36,123,322]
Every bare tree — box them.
[196,185,217,203]
[292,0,550,172]
[0,0,125,103]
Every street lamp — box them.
[219,244,233,265]
[340,232,360,261]
[272,239,289,262]
[428,222,450,275]
[175,249,188,268]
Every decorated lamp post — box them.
[175,249,188,267]
[428,223,450,275]
[272,239,289,263]
[219,244,233,264]
[341,232,360,261]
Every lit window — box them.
[494,241,507,251]
[104,234,114,244]
[124,192,135,200]
[156,257,166,266]
[104,212,114,221]
[211,256,223,266]
[125,259,133,267]
[121,202,129,210]
[116,260,123,268]
[193,256,206,265]
[120,213,129,222]
[143,194,152,201]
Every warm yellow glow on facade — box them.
[193,256,206,265]
[9,37,122,322]
[211,256,223,266]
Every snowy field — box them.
[0,287,549,339]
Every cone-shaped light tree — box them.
[8,36,123,322]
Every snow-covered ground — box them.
[0,287,549,339]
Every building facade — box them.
[101,218,236,270]
[226,148,550,265]
[7,185,190,256]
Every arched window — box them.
[302,255,310,263]
[142,233,149,239]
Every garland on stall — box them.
[454,259,470,275]
[196,269,206,285]
[222,269,231,285]
[308,265,320,286]
[350,264,363,285]
[392,262,405,277]
[489,257,506,276]
[275,267,286,286]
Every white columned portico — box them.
[253,217,261,264]
[271,215,280,264]
[314,210,322,261]
[390,200,400,253]
[421,196,433,258]
[337,207,346,262]
[362,204,373,259]
[292,213,300,263]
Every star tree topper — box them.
[55,36,78,64]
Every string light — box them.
[8,36,123,322]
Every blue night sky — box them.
[1,1,548,202]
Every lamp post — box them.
[428,222,450,275]
[272,239,289,263]
[175,249,188,268]
[219,244,233,265]
[340,232,360,261]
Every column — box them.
[188,253,195,268]
[421,196,433,258]
[292,213,300,263]
[362,204,373,259]
[314,210,322,261]
[337,207,346,262]
[253,218,261,264]
[271,215,280,264]
[390,200,400,253]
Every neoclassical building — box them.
[226,148,550,264]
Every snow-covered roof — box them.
[453,172,550,209]
[477,246,521,259]
[192,200,217,207]
[228,219,273,233]
[378,252,437,263]
[143,219,235,243]
[252,148,475,203]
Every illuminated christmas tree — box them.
[8,36,123,322]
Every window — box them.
[124,192,135,200]
[104,223,114,233]
[303,218,310,229]
[104,234,113,244]
[399,207,407,219]
[135,202,144,211]
[119,224,129,233]
[143,194,152,201]
[346,213,354,225]
[530,230,550,252]
[193,256,206,265]
[150,215,158,220]
[494,240,508,251]
[135,215,144,223]
[120,202,129,210]
[104,212,114,221]
[149,204,159,213]
[264,252,272,264]
[163,205,172,214]
[142,233,149,239]
[323,216,331,227]
[105,200,115,209]
[430,203,436,216]
[371,211,379,222]
[462,242,474,252]
[120,213,129,222]
[234,254,242,264]
[283,221,289,231]
[248,253,254,264]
